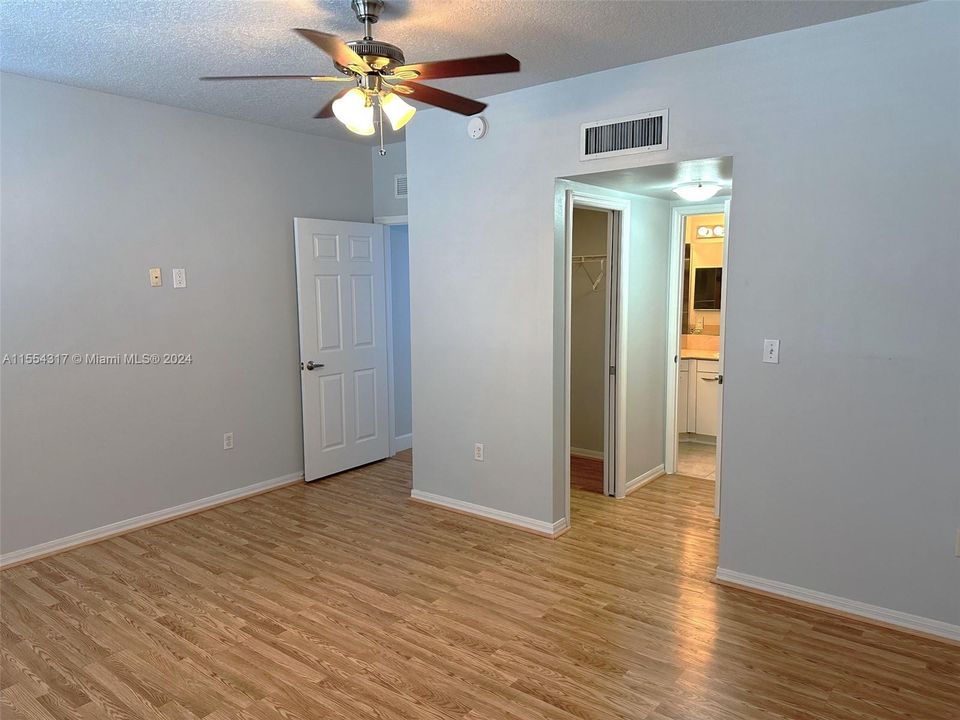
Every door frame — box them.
[563,189,631,518]
[663,200,730,516]
[715,197,732,516]
[376,215,410,457]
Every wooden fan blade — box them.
[201,75,351,81]
[392,54,519,80]
[397,81,486,116]
[293,29,372,73]
[314,87,353,119]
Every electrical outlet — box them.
[473,443,484,462]
[172,268,187,288]
[763,338,780,364]
[148,267,162,287]
[223,432,234,450]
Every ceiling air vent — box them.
[394,174,408,199]
[580,109,668,161]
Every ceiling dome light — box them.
[673,181,721,202]
[333,87,375,135]
[381,92,416,131]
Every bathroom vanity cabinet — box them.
[678,359,720,436]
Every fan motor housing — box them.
[339,39,405,72]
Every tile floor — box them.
[677,439,716,480]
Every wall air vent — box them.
[580,109,668,161]
[394,174,408,199]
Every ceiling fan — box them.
[201,0,520,151]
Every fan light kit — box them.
[201,0,520,156]
[673,181,722,202]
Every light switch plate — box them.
[763,339,780,364]
[149,268,162,287]
[172,268,187,288]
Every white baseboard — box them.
[0,471,304,570]
[625,464,665,495]
[411,489,567,538]
[393,433,413,453]
[570,447,604,460]
[715,568,960,643]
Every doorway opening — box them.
[569,207,614,496]
[664,203,730,516]
[557,156,732,529]
[384,222,413,459]
[292,216,412,485]
[669,209,727,484]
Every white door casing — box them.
[714,198,732,516]
[294,218,389,481]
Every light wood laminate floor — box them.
[570,455,604,494]
[2,452,957,719]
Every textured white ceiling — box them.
[1,1,908,144]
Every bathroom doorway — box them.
[665,203,731,514]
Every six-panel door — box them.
[294,218,389,481]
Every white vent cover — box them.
[394,174,408,199]
[580,109,668,161]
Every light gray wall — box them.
[407,2,960,626]
[389,224,412,439]
[622,194,670,482]
[372,142,407,218]
[0,73,372,554]
[570,208,607,455]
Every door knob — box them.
[304,361,324,371]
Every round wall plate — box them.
[467,116,487,139]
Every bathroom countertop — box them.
[680,350,721,361]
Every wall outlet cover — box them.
[223,432,234,450]
[172,268,187,288]
[473,443,484,461]
[149,267,162,287]
[763,338,780,364]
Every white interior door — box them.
[294,218,389,481]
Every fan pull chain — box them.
[378,101,387,156]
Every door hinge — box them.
[718,373,723,385]
[609,365,616,376]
